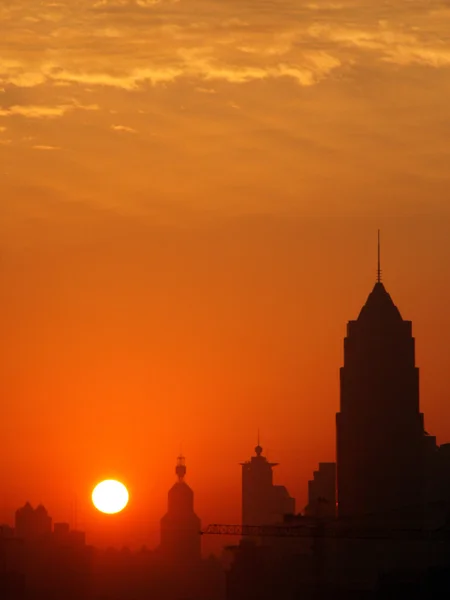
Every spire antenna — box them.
[377,229,382,283]
[255,428,263,456]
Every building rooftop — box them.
[357,282,403,323]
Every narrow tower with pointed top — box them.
[336,235,428,523]
[160,455,201,565]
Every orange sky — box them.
[0,0,450,551]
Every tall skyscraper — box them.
[160,455,201,565]
[241,442,295,526]
[336,235,430,523]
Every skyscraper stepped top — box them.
[336,233,427,523]
[357,230,402,326]
[357,281,403,324]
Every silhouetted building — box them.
[241,442,295,526]
[2,507,92,599]
[227,237,450,599]
[425,441,450,527]
[330,238,450,593]
[0,527,25,600]
[226,539,315,600]
[336,238,432,524]
[15,502,52,539]
[305,462,336,518]
[160,455,202,565]
[53,522,86,547]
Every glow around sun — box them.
[92,480,129,514]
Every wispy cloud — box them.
[0,0,448,100]
[195,87,217,94]
[111,124,136,133]
[0,0,449,219]
[0,102,99,119]
[32,145,61,150]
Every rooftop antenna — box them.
[377,229,382,283]
[255,428,263,456]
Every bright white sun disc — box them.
[92,480,129,514]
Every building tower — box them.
[15,503,52,539]
[160,455,201,565]
[336,233,430,524]
[241,440,295,526]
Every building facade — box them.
[241,443,295,526]
[160,455,202,565]
[15,503,52,540]
[305,462,336,518]
[336,278,431,523]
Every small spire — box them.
[255,429,263,456]
[377,229,382,283]
[176,455,186,481]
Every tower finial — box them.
[255,429,263,456]
[176,454,186,481]
[377,229,381,283]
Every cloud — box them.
[195,87,217,94]
[307,20,450,68]
[384,45,450,68]
[92,0,164,8]
[0,59,47,88]
[0,101,99,119]
[32,145,61,150]
[0,0,449,223]
[111,124,137,133]
[0,0,447,100]
[45,66,183,89]
[0,105,68,118]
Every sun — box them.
[92,480,129,514]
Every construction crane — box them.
[201,521,450,541]
[202,498,450,540]
[202,522,319,538]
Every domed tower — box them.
[336,233,430,524]
[241,437,295,526]
[160,456,201,565]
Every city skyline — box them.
[1,1,450,596]
[1,234,449,552]
[1,0,450,553]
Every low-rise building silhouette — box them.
[1,505,91,599]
